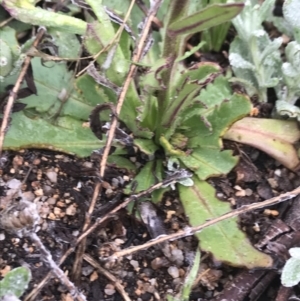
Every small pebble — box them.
[151,257,169,270]
[54,207,61,215]
[274,169,282,177]
[7,179,21,189]
[130,260,139,270]
[245,188,253,196]
[47,197,57,205]
[104,284,116,295]
[66,204,76,216]
[168,266,179,279]
[34,189,44,196]
[46,170,57,183]
[235,190,246,197]
[0,233,5,241]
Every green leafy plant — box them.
[229,0,300,120]
[229,0,282,103]
[0,267,31,299]
[281,247,300,287]
[1,0,275,269]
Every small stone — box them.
[33,158,41,165]
[171,249,184,266]
[54,207,61,215]
[245,188,253,196]
[48,212,56,220]
[43,185,54,196]
[0,233,5,240]
[46,170,57,183]
[13,155,23,167]
[82,265,94,276]
[104,284,116,295]
[34,189,44,196]
[168,266,179,279]
[111,178,119,188]
[274,169,282,177]
[66,204,76,216]
[216,192,224,199]
[130,260,139,270]
[56,201,66,207]
[7,179,21,189]
[72,230,79,237]
[235,190,246,197]
[90,271,98,281]
[47,197,57,205]
[268,178,278,189]
[151,257,169,270]
[234,185,242,190]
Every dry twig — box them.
[83,254,132,301]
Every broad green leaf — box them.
[167,3,244,37]
[84,20,130,85]
[182,75,233,122]
[185,93,252,149]
[4,112,104,157]
[0,267,31,298]
[47,29,81,58]
[18,58,107,121]
[1,0,87,34]
[179,178,273,268]
[179,148,237,180]
[75,74,110,108]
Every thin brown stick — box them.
[110,187,300,259]
[83,254,132,301]
[0,29,45,157]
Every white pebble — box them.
[168,266,179,279]
[274,169,282,177]
[104,284,116,295]
[0,233,5,240]
[66,204,76,216]
[46,170,57,183]
[130,260,139,270]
